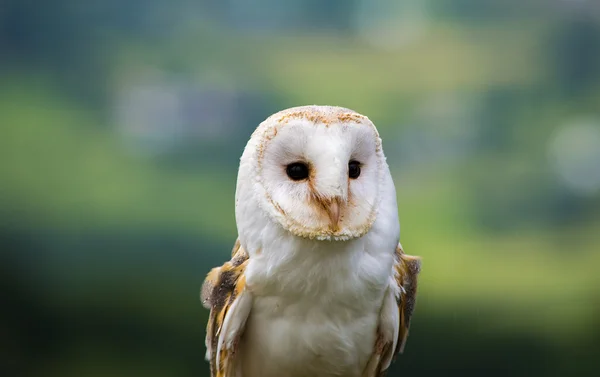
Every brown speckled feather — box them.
[365,243,421,377]
[394,244,421,356]
[201,239,250,377]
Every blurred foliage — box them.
[1,1,600,377]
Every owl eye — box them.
[349,160,361,179]
[286,162,309,181]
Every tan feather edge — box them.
[201,239,249,377]
[395,244,421,356]
[369,243,421,377]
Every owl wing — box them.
[201,239,252,377]
[363,243,421,377]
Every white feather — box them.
[379,281,400,370]
[216,289,253,369]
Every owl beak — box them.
[327,199,341,228]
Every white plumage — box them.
[202,105,421,377]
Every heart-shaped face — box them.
[238,105,387,241]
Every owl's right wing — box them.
[201,239,252,377]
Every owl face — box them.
[237,106,388,241]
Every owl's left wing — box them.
[363,243,421,377]
[201,239,252,377]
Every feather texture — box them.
[203,240,251,377]
[394,244,421,356]
[363,243,421,377]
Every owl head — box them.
[235,105,396,242]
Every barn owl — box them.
[201,105,421,377]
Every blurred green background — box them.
[1,1,600,376]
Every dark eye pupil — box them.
[349,161,361,179]
[286,162,309,181]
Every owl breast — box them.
[240,300,378,377]
[239,234,395,377]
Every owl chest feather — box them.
[240,236,394,377]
